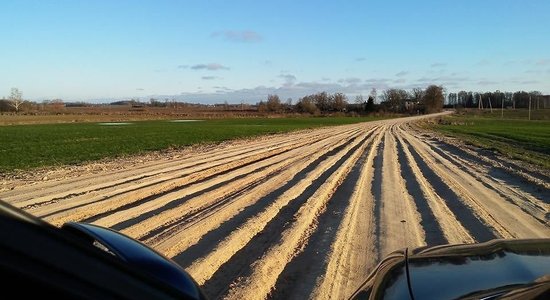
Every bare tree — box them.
[457,91,468,107]
[504,92,513,109]
[296,95,318,114]
[313,92,331,111]
[283,98,293,112]
[354,94,364,105]
[411,88,424,103]
[381,88,407,112]
[447,92,458,106]
[266,94,282,112]
[369,88,377,104]
[529,91,542,110]
[8,88,24,113]
[332,93,347,111]
[423,85,444,113]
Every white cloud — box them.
[279,74,297,87]
[202,76,222,80]
[189,63,230,71]
[211,30,262,43]
[395,71,409,77]
[338,77,362,84]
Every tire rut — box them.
[200,131,372,299]
[269,134,376,300]
[167,131,367,268]
[400,136,497,242]
[394,133,447,246]
[402,128,549,238]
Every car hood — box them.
[407,239,550,299]
[351,239,550,299]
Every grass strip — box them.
[0,117,383,172]
[431,111,550,169]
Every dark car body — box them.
[0,201,205,299]
[351,239,550,299]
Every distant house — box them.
[404,100,416,111]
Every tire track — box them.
[167,134,358,269]
[378,127,425,256]
[188,128,374,297]
[112,129,367,241]
[311,128,385,300]
[407,123,550,189]
[421,136,548,224]
[401,127,549,239]
[269,134,377,300]
[142,128,370,252]
[43,128,358,226]
[399,133,499,242]
[393,128,447,246]
[221,128,373,300]
[393,131,473,245]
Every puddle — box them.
[98,122,133,126]
[169,120,204,123]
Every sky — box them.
[1,0,549,103]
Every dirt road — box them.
[2,113,549,299]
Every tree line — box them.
[5,86,546,115]
[377,85,444,114]
[446,90,548,109]
[257,92,351,115]
[258,84,446,115]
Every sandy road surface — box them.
[2,112,549,299]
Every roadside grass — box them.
[432,109,550,169]
[452,108,549,120]
[0,117,384,172]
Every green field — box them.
[451,108,549,120]
[433,109,550,168]
[0,117,382,172]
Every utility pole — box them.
[501,96,504,119]
[488,96,493,113]
[478,94,483,110]
[529,95,531,120]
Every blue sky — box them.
[1,0,549,103]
